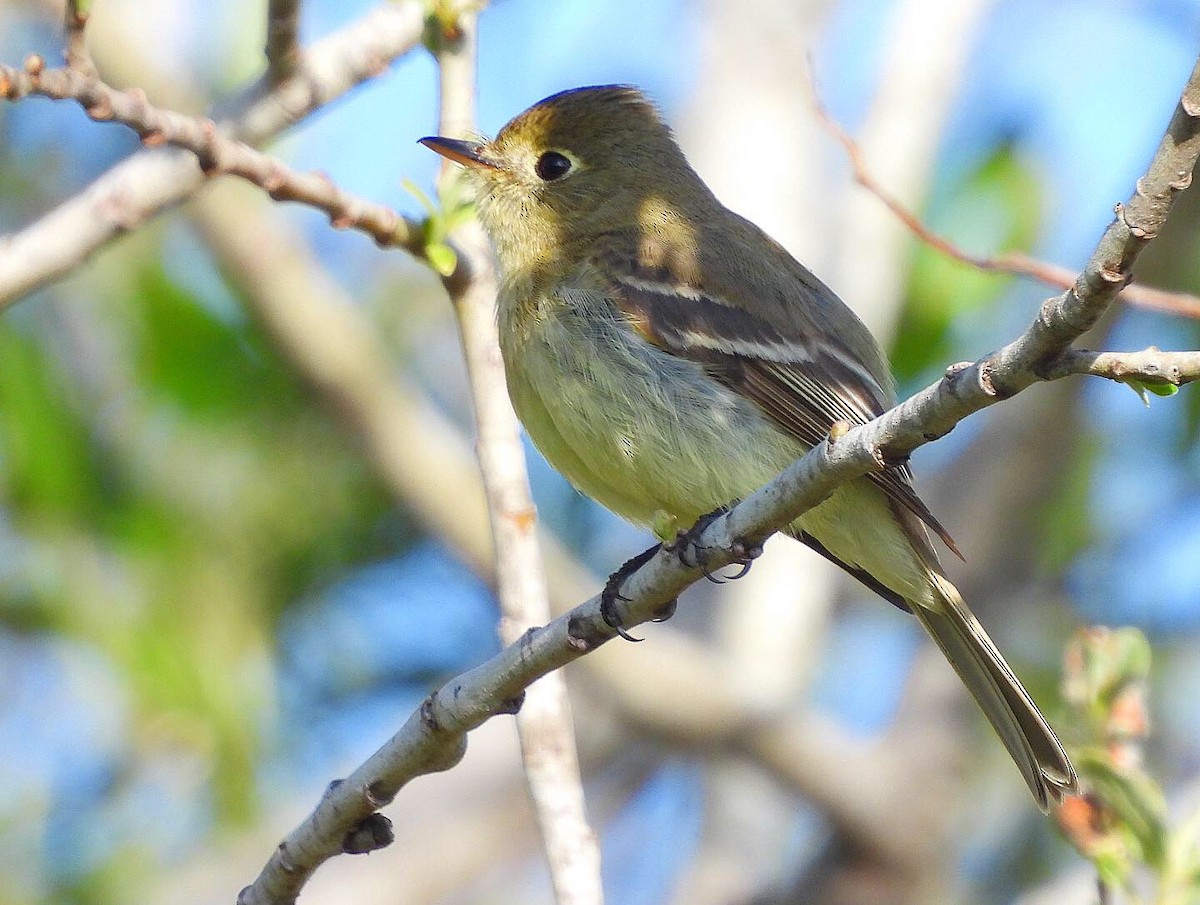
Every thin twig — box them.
[431,7,604,905]
[264,0,302,83]
[0,0,427,308]
[1039,347,1200,385]
[0,59,424,256]
[233,54,1200,905]
[825,0,993,337]
[62,0,96,77]
[806,61,1200,319]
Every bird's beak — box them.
[418,136,499,170]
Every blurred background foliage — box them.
[1,1,1199,904]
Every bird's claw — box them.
[601,544,664,642]
[667,508,762,583]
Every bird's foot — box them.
[600,545,677,642]
[665,507,763,583]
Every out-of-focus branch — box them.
[62,0,96,77]
[429,6,602,905]
[825,0,994,339]
[265,0,302,83]
[0,0,426,307]
[808,65,1200,319]
[0,58,425,260]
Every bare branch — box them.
[825,0,993,337]
[0,0,427,308]
[233,54,1200,905]
[265,0,303,83]
[1041,347,1200,386]
[432,8,602,905]
[807,61,1200,319]
[0,60,425,256]
[62,0,96,77]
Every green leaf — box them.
[1125,377,1179,406]
[401,178,440,219]
[0,324,105,520]
[133,261,299,418]
[1077,746,1169,871]
[894,144,1042,381]
[1035,436,1098,573]
[407,169,476,276]
[425,241,458,276]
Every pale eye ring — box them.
[535,151,573,181]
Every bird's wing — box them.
[599,253,961,559]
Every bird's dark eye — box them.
[535,151,573,181]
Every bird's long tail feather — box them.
[912,572,1078,811]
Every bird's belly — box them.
[500,302,931,603]
[502,310,803,529]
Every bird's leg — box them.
[600,544,677,642]
[665,506,764,582]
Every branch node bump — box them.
[84,96,113,121]
[433,736,469,772]
[365,53,389,79]
[23,54,44,78]
[518,626,539,660]
[1169,170,1193,192]
[827,419,851,443]
[263,165,287,197]
[364,780,393,809]
[342,814,394,855]
[498,690,526,715]
[979,362,998,397]
[330,209,354,230]
[276,840,299,873]
[944,360,972,379]
[196,119,222,174]
[1182,93,1200,118]
[376,209,400,243]
[1099,266,1126,285]
[566,614,604,651]
[419,695,442,732]
[505,503,538,533]
[140,129,167,147]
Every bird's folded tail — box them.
[912,572,1079,811]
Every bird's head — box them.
[421,85,711,275]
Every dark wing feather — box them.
[607,264,961,559]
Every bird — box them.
[421,84,1078,810]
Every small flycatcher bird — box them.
[421,85,1077,809]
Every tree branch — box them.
[232,54,1200,905]
[0,57,425,256]
[429,7,603,905]
[62,0,96,77]
[0,0,427,308]
[1042,347,1200,385]
[807,60,1200,319]
[265,0,303,83]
